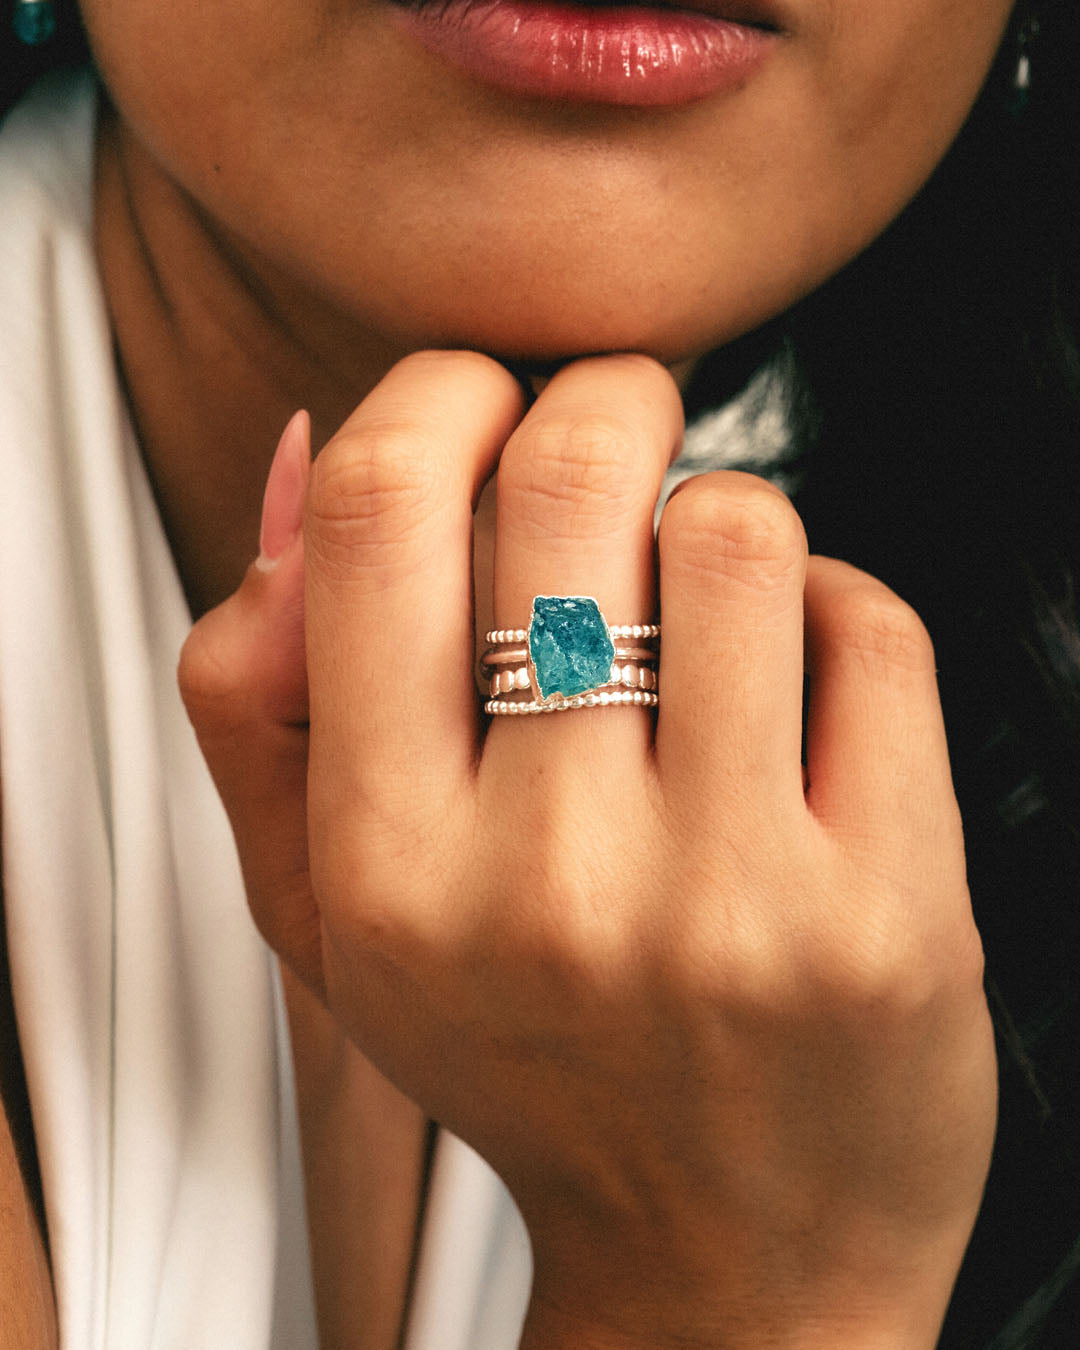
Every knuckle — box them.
[813,925,927,1015]
[684,915,789,1014]
[486,803,628,967]
[945,920,987,996]
[338,895,419,963]
[496,874,626,1015]
[500,899,598,991]
[800,902,982,1030]
[313,834,433,963]
[307,422,447,573]
[661,472,806,592]
[824,585,936,674]
[246,870,320,963]
[324,891,441,1005]
[956,923,989,998]
[177,614,247,730]
[500,412,654,536]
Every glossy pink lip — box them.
[389,0,780,106]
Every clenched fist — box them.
[180,351,996,1349]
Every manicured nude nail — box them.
[256,410,311,570]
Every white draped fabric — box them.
[0,70,532,1349]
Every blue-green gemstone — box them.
[13,0,56,43]
[528,595,614,701]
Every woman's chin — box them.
[397,305,759,376]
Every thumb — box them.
[179,411,325,997]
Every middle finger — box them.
[489,354,684,756]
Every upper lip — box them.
[580,0,786,28]
[399,0,790,32]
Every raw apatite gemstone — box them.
[13,0,55,44]
[528,595,615,701]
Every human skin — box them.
[80,0,1018,1343]
[182,350,997,1347]
[91,0,1015,613]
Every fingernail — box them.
[256,410,311,571]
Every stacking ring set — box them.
[482,595,660,716]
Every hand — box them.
[179,351,997,1349]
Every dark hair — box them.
[5,2,1080,1345]
[0,0,89,115]
[688,4,1080,1344]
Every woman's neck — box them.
[93,100,407,617]
[92,100,702,625]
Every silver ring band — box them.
[486,689,659,716]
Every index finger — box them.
[305,350,524,846]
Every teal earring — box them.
[13,0,56,43]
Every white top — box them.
[0,70,532,1350]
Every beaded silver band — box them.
[488,662,657,698]
[485,623,660,644]
[486,689,659,716]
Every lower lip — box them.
[389,0,777,107]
